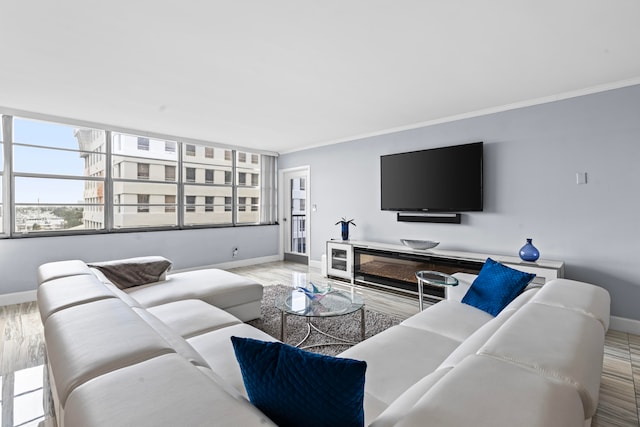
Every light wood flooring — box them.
[0,261,637,426]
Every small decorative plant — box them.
[335,217,356,241]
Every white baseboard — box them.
[0,290,37,306]
[610,316,640,335]
[309,259,322,270]
[172,255,282,273]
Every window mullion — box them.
[2,115,13,236]
[232,150,237,226]
[104,131,113,231]
[177,142,184,227]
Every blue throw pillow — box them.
[461,258,536,316]
[231,336,367,427]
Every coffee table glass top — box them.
[276,288,364,318]
[415,270,459,287]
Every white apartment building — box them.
[75,130,261,229]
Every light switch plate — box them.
[576,172,587,184]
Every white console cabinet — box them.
[326,240,353,281]
[326,240,565,300]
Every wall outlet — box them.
[232,247,238,257]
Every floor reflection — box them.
[1,365,45,427]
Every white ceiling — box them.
[2,1,640,154]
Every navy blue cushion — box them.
[461,258,536,316]
[231,336,367,427]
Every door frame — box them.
[278,165,310,262]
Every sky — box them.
[11,118,91,204]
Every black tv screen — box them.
[380,142,483,212]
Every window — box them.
[137,194,150,212]
[186,167,196,183]
[111,132,178,229]
[12,118,106,234]
[299,199,305,211]
[137,163,150,180]
[165,195,176,213]
[165,165,176,181]
[1,115,276,236]
[205,196,214,212]
[185,195,196,212]
[235,151,263,224]
[137,137,150,151]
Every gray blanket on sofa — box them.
[88,256,172,289]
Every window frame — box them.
[0,114,276,238]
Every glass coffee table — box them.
[276,287,365,349]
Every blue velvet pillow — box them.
[461,258,536,316]
[231,336,367,427]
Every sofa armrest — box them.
[448,273,476,301]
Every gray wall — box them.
[279,85,640,320]
[0,225,279,294]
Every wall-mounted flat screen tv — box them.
[380,141,483,212]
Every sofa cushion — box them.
[393,355,586,427]
[37,274,117,322]
[188,323,279,396]
[147,299,242,339]
[477,302,605,418]
[45,298,175,407]
[231,337,367,427]
[133,307,210,368]
[90,268,145,308]
[64,353,277,427]
[530,278,611,331]
[339,325,460,406]
[125,269,263,314]
[37,259,93,285]
[400,299,493,342]
[437,308,517,370]
[88,256,172,289]
[370,367,452,427]
[461,258,535,316]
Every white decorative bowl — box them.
[400,239,440,250]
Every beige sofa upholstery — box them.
[38,260,610,427]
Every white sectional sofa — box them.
[37,260,610,427]
[341,273,610,426]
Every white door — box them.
[281,167,309,264]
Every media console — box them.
[326,240,565,301]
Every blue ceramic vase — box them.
[519,238,540,262]
[341,222,349,241]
